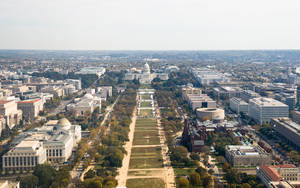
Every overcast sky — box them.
[0,0,299,50]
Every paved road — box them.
[70,95,120,181]
[47,99,72,117]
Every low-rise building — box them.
[40,86,64,97]
[182,86,202,98]
[2,140,47,171]
[96,86,113,100]
[213,86,243,100]
[230,97,248,114]
[3,118,81,170]
[196,108,225,122]
[66,79,81,90]
[257,164,300,188]
[75,67,106,78]
[182,119,207,152]
[67,94,101,116]
[225,145,271,167]
[292,111,300,124]
[17,98,43,121]
[248,97,289,125]
[0,100,22,129]
[0,180,20,188]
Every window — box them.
[60,149,62,156]
[12,157,15,166]
[27,157,30,166]
[24,157,26,166]
[4,157,7,166]
[35,157,38,165]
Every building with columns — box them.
[2,118,81,170]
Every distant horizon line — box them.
[0,48,300,51]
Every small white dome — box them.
[84,93,93,99]
[57,118,71,127]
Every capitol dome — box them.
[57,118,72,127]
[143,63,150,74]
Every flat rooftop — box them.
[250,97,288,107]
[226,145,267,156]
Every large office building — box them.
[225,145,271,167]
[257,164,300,188]
[2,118,81,170]
[240,90,260,102]
[248,97,289,125]
[192,68,231,86]
[17,98,43,121]
[183,92,216,111]
[230,97,249,114]
[270,118,300,150]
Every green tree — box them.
[241,183,251,188]
[178,177,189,188]
[195,166,207,177]
[84,177,103,188]
[33,164,56,188]
[20,175,39,188]
[51,169,71,188]
[190,153,200,160]
[189,172,202,186]
[202,174,212,187]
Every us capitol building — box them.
[124,63,169,84]
[2,118,81,171]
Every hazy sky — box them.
[0,0,300,50]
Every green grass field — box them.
[141,94,152,100]
[131,147,161,157]
[129,157,163,169]
[140,101,152,108]
[139,109,154,117]
[126,178,165,188]
[134,118,160,145]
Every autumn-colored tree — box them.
[178,177,189,188]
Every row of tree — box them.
[21,164,70,188]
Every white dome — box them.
[84,93,93,99]
[143,63,150,73]
[57,118,71,127]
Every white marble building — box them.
[124,63,169,84]
[2,118,81,170]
